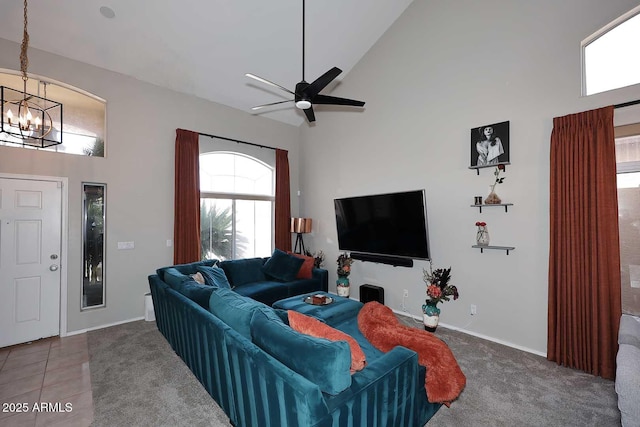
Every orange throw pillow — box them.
[288,310,366,373]
[288,252,314,279]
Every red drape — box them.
[174,129,201,264]
[548,106,621,379]
[275,149,292,252]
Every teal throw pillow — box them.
[172,279,216,308]
[208,287,270,339]
[162,268,191,288]
[250,308,351,395]
[197,265,231,289]
[219,258,266,287]
[262,249,305,282]
[273,308,289,325]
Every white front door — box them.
[0,178,62,347]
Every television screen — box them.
[334,190,430,260]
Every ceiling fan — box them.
[246,0,365,123]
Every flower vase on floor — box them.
[336,252,354,298]
[336,276,350,297]
[422,302,440,332]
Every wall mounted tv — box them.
[334,190,430,266]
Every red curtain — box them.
[174,129,201,264]
[548,106,621,379]
[275,149,292,252]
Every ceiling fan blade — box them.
[246,73,295,96]
[303,67,342,97]
[313,94,365,107]
[303,106,315,122]
[251,100,294,111]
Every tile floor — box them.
[0,334,94,427]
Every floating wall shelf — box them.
[471,203,513,213]
[468,162,510,175]
[472,245,515,255]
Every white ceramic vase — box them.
[337,285,350,297]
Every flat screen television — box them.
[334,190,430,261]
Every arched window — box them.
[199,152,274,260]
[583,6,640,95]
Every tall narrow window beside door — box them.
[82,183,105,309]
[616,124,640,315]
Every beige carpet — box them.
[88,317,620,426]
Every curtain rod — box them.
[198,132,276,151]
[614,99,640,109]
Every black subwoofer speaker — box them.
[360,284,384,304]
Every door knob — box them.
[50,265,59,271]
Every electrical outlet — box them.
[470,304,477,315]
[403,289,409,298]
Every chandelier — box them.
[0,0,62,148]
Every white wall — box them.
[0,38,301,333]
[300,0,640,354]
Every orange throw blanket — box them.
[358,301,466,406]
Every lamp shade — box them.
[291,218,312,234]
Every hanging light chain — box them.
[20,0,29,82]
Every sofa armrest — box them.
[312,268,328,292]
[617,343,640,427]
[322,346,440,426]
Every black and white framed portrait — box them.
[470,121,510,167]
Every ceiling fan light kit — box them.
[295,100,311,110]
[246,0,365,123]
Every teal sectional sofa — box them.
[157,254,328,307]
[148,259,441,426]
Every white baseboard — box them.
[63,316,146,337]
[392,309,547,358]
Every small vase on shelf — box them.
[485,165,505,204]
[484,190,501,204]
[476,225,490,246]
[475,221,490,246]
[336,276,350,297]
[422,302,440,332]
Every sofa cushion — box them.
[262,249,305,282]
[619,314,640,348]
[172,279,217,308]
[209,287,269,339]
[233,281,290,306]
[616,343,640,425]
[284,279,323,297]
[158,259,218,277]
[288,310,366,373]
[251,308,352,395]
[219,258,266,288]
[197,265,231,289]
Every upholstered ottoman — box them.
[273,291,363,327]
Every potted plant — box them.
[307,250,325,269]
[422,262,459,332]
[336,252,354,297]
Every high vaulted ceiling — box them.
[0,0,414,126]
